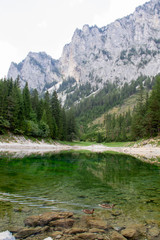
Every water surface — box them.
[0,151,159,230]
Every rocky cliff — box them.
[8,52,61,92]
[8,0,160,103]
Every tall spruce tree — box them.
[51,91,62,139]
[146,75,160,136]
[23,82,32,120]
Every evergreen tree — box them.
[61,108,67,140]
[31,89,40,121]
[66,110,77,141]
[131,83,146,139]
[23,82,32,119]
[146,75,160,136]
[51,91,62,139]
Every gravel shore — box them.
[0,140,160,163]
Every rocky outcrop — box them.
[60,0,160,88]
[24,211,73,227]
[15,226,49,239]
[8,0,160,104]
[8,52,61,93]
[9,211,160,240]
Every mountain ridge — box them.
[8,0,160,104]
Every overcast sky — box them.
[0,0,148,78]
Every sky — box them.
[0,0,148,78]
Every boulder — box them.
[15,227,42,238]
[51,231,62,238]
[121,224,146,239]
[24,215,40,227]
[0,231,15,240]
[15,226,49,239]
[89,228,105,233]
[49,218,75,228]
[121,228,137,238]
[64,228,87,234]
[148,227,160,237]
[87,219,108,229]
[24,211,73,227]
[76,232,97,240]
[111,231,127,240]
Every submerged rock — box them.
[121,228,137,238]
[64,228,87,234]
[111,231,127,240]
[50,231,62,238]
[15,226,49,239]
[49,218,75,228]
[76,232,97,240]
[24,211,73,227]
[148,227,160,237]
[87,219,109,229]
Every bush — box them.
[24,120,41,137]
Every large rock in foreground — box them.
[24,211,73,227]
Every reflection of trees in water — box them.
[0,152,159,216]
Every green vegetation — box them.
[57,140,96,146]
[102,142,134,147]
[65,82,93,107]
[103,75,160,142]
[0,74,159,145]
[0,77,77,141]
[131,75,160,139]
[57,77,76,93]
[71,75,154,141]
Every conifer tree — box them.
[23,82,32,119]
[31,89,40,121]
[51,91,62,139]
[66,110,77,141]
[146,75,160,136]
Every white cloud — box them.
[37,20,47,29]
[69,0,85,8]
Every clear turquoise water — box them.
[0,151,159,230]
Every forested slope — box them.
[73,75,160,142]
[0,78,77,141]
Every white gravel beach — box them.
[0,138,160,163]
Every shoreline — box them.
[0,141,160,163]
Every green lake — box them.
[0,151,160,231]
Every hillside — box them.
[91,93,138,127]
[74,74,158,142]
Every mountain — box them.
[8,52,61,92]
[8,0,160,104]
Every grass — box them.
[57,140,97,146]
[102,141,135,147]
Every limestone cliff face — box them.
[8,0,160,101]
[8,52,61,92]
[60,0,160,88]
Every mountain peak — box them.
[7,0,160,105]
